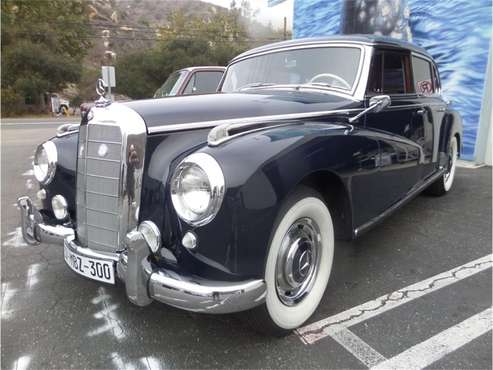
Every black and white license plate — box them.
[64,245,115,284]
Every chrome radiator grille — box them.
[76,105,147,253]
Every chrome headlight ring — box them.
[170,153,225,227]
[33,141,57,185]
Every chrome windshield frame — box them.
[219,42,371,100]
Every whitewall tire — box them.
[427,136,459,196]
[247,187,334,335]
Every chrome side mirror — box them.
[348,95,391,123]
[369,95,391,112]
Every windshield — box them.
[221,46,362,93]
[153,71,187,98]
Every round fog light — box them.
[182,231,198,250]
[138,221,161,253]
[51,195,68,220]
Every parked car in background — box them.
[18,35,462,335]
[153,66,225,98]
[80,66,225,117]
[50,94,70,116]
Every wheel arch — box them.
[439,109,463,164]
[297,170,353,240]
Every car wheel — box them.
[426,136,458,196]
[246,187,334,336]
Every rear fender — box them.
[438,109,463,166]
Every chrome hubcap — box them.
[275,217,321,306]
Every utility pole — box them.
[283,16,287,40]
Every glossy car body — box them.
[18,35,462,321]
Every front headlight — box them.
[33,141,57,184]
[171,153,225,226]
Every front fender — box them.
[189,122,379,278]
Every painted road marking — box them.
[25,263,42,289]
[88,287,126,341]
[331,327,387,368]
[371,307,492,370]
[2,227,28,248]
[11,355,31,370]
[297,254,492,344]
[1,282,18,320]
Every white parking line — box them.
[331,327,387,368]
[11,355,31,370]
[297,254,492,344]
[371,307,492,370]
[2,227,28,248]
[25,263,42,289]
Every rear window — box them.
[412,56,434,95]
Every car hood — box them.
[124,90,361,131]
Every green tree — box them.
[1,0,92,115]
[115,8,251,99]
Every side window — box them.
[412,56,434,95]
[382,51,406,94]
[432,64,441,93]
[183,73,196,95]
[193,71,223,94]
[367,51,383,95]
[367,50,414,96]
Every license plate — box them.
[64,245,115,284]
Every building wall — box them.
[475,42,492,166]
[291,0,492,160]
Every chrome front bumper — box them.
[18,196,266,314]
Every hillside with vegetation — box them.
[1,0,289,116]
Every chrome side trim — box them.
[354,169,445,237]
[148,108,361,135]
[208,122,302,147]
[207,109,356,146]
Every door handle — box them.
[416,108,426,115]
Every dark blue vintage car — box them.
[18,35,462,335]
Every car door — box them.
[364,48,424,211]
[182,70,224,95]
[412,54,446,177]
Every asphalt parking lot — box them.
[1,118,492,370]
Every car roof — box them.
[180,66,226,72]
[231,35,431,63]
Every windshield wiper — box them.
[237,82,277,91]
[305,82,342,89]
